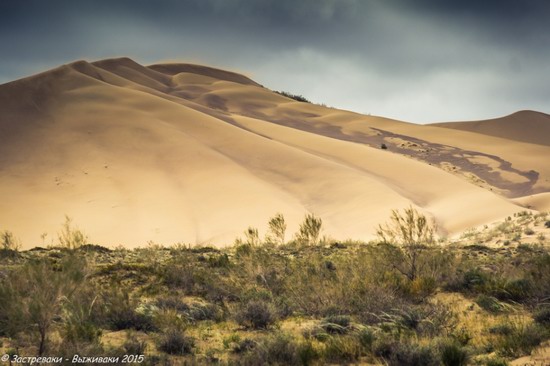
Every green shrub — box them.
[235,300,277,329]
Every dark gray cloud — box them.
[1,0,549,122]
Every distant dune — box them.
[0,57,548,248]
[431,110,550,147]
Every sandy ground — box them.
[0,57,548,248]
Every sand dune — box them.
[432,110,550,147]
[0,58,547,248]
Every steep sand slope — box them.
[431,110,550,147]
[173,74,549,197]
[0,58,541,247]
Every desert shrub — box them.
[357,327,376,349]
[376,305,453,336]
[58,215,87,249]
[275,90,311,103]
[323,335,363,363]
[156,327,194,355]
[235,299,277,329]
[459,268,489,291]
[493,320,548,357]
[223,334,255,354]
[78,244,112,253]
[266,213,287,246]
[0,255,88,355]
[534,307,550,326]
[545,220,550,228]
[295,213,323,246]
[162,253,233,301]
[439,340,469,366]
[526,252,550,301]
[484,357,509,366]
[495,278,532,302]
[489,323,514,336]
[1,230,21,251]
[186,302,225,322]
[102,290,156,332]
[155,295,189,313]
[245,227,260,246]
[320,315,352,334]
[61,286,103,349]
[207,253,231,268]
[235,338,257,354]
[123,333,147,355]
[241,333,312,366]
[376,207,436,281]
[524,227,535,235]
[475,295,504,313]
[373,337,438,366]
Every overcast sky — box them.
[1,0,549,123]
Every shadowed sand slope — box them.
[0,58,545,248]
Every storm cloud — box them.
[1,0,549,122]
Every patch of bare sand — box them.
[513,193,550,212]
